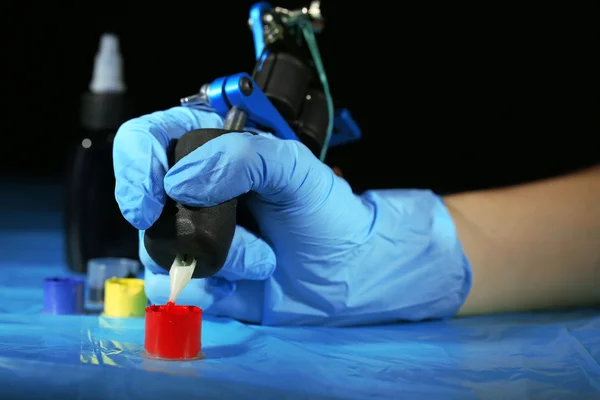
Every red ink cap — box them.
[144,302,203,360]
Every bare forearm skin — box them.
[443,164,600,316]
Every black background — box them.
[2,1,597,194]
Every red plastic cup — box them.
[144,303,203,360]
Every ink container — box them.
[87,257,139,309]
[143,304,204,360]
[103,278,147,318]
[43,277,85,315]
[65,33,138,274]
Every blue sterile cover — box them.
[0,183,598,399]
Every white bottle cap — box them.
[89,33,126,93]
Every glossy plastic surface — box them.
[87,257,139,307]
[144,303,203,360]
[103,278,147,318]
[43,277,84,315]
[0,183,599,399]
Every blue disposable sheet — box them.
[0,183,599,399]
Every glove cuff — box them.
[357,189,472,323]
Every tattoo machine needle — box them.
[168,254,196,304]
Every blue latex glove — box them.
[113,106,472,326]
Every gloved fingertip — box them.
[116,188,166,230]
[122,209,152,231]
[247,241,277,280]
[162,174,180,199]
[162,179,193,208]
[162,132,258,206]
[219,227,277,281]
[147,204,164,228]
[242,228,277,279]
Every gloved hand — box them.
[113,106,472,326]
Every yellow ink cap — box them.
[103,278,147,318]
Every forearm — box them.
[444,164,600,315]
